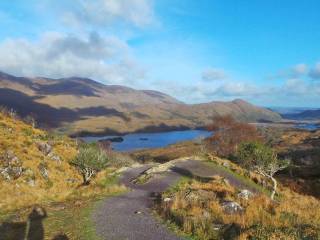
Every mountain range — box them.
[281,109,320,120]
[0,71,281,136]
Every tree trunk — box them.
[82,168,95,185]
[270,176,277,200]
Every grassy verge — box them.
[155,158,320,240]
[0,173,126,240]
[204,161,270,195]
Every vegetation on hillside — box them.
[157,175,320,240]
[237,142,290,199]
[206,115,261,157]
[153,116,320,239]
[0,71,282,136]
[0,107,133,220]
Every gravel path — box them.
[93,164,184,240]
[93,159,256,240]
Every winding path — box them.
[92,159,256,240]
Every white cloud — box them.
[282,78,309,95]
[273,63,308,79]
[292,64,308,75]
[209,82,260,97]
[202,68,227,81]
[0,32,145,85]
[309,62,320,80]
[64,0,155,28]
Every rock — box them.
[212,223,224,231]
[38,163,49,179]
[23,168,36,185]
[237,189,254,200]
[37,142,52,155]
[48,152,61,163]
[0,166,23,180]
[0,151,23,180]
[223,162,230,168]
[0,168,11,180]
[8,166,23,179]
[27,179,36,187]
[3,150,22,167]
[145,162,174,174]
[221,201,243,214]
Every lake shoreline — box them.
[70,125,207,138]
[81,129,212,152]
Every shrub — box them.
[237,142,290,199]
[207,115,261,157]
[71,144,109,185]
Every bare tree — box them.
[237,142,290,200]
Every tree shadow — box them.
[52,234,69,240]
[170,166,213,183]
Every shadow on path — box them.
[0,206,69,240]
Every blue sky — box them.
[0,0,320,107]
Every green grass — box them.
[0,172,126,240]
[43,200,102,240]
[204,161,270,195]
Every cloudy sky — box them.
[0,0,320,107]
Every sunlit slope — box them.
[0,71,281,135]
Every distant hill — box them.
[282,109,320,120]
[0,71,282,135]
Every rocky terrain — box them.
[0,71,281,136]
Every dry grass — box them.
[131,140,204,163]
[0,112,126,215]
[158,171,320,239]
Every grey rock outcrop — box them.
[221,201,243,214]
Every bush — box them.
[206,115,261,157]
[71,144,109,185]
[237,142,290,199]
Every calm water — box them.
[295,123,319,131]
[82,130,212,152]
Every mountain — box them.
[0,71,282,135]
[282,109,320,120]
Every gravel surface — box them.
[93,165,184,240]
[93,159,256,240]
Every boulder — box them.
[221,201,243,214]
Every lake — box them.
[295,123,320,131]
[82,130,212,152]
